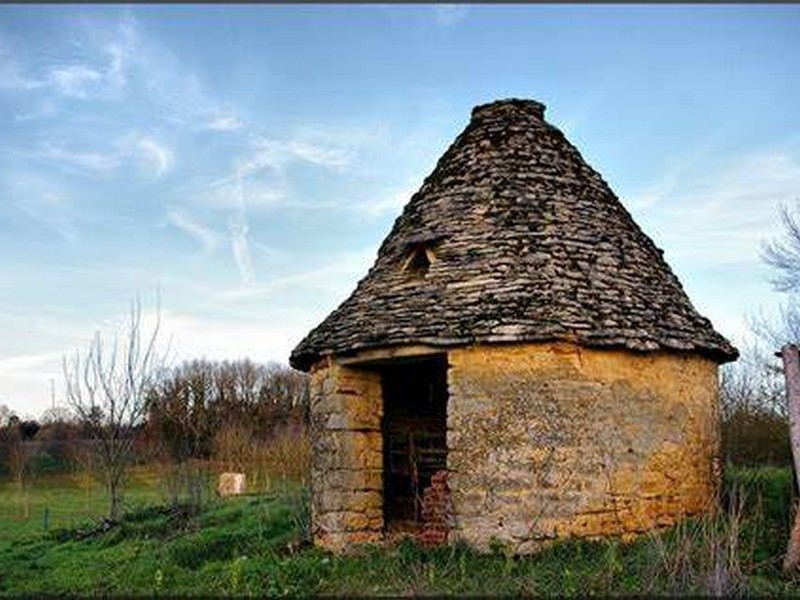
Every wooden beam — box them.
[336,345,445,366]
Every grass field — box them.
[1,467,800,596]
[0,467,163,542]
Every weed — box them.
[1,467,799,596]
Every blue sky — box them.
[1,5,799,417]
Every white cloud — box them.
[0,351,63,376]
[0,16,133,100]
[237,134,355,179]
[203,178,285,210]
[288,139,353,169]
[198,129,362,212]
[133,135,174,177]
[230,221,256,285]
[47,64,103,98]
[159,310,303,368]
[21,134,173,179]
[0,351,64,420]
[33,143,122,173]
[229,172,256,285]
[167,209,220,253]
[1,12,241,131]
[208,114,243,132]
[0,306,313,418]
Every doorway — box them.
[381,354,448,532]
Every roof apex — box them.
[471,98,546,121]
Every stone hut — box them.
[289,98,738,553]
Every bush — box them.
[723,407,792,467]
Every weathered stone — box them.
[316,489,382,513]
[446,342,721,552]
[217,472,246,497]
[292,98,735,555]
[290,102,737,373]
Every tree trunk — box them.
[109,470,123,521]
[780,344,800,572]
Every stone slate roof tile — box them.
[290,98,738,371]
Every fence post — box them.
[780,344,800,572]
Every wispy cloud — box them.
[1,12,241,131]
[0,15,134,100]
[352,183,417,219]
[0,351,63,376]
[628,145,800,267]
[627,139,722,212]
[166,209,220,253]
[237,134,355,179]
[219,248,375,302]
[20,134,174,178]
[31,143,122,173]
[48,64,103,98]
[196,129,362,214]
[289,139,353,169]
[133,135,174,176]
[432,5,469,28]
[7,174,81,243]
[203,178,285,210]
[229,171,256,285]
[208,114,243,132]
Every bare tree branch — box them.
[62,298,166,520]
[763,202,800,294]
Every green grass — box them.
[0,467,162,542]
[1,467,800,596]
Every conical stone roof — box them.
[290,99,738,371]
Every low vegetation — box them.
[0,348,797,595]
[0,467,798,596]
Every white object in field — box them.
[218,472,247,497]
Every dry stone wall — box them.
[447,342,720,553]
[309,342,721,554]
[309,358,384,551]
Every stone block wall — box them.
[447,342,720,553]
[309,358,384,551]
[309,342,721,554]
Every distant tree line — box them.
[144,359,309,464]
[1,351,792,480]
[0,359,310,495]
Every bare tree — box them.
[1,417,39,518]
[761,201,800,571]
[62,300,165,521]
[763,203,800,295]
[4,421,35,493]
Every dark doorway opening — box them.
[381,355,448,532]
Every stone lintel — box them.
[336,344,445,367]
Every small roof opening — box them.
[403,244,434,278]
